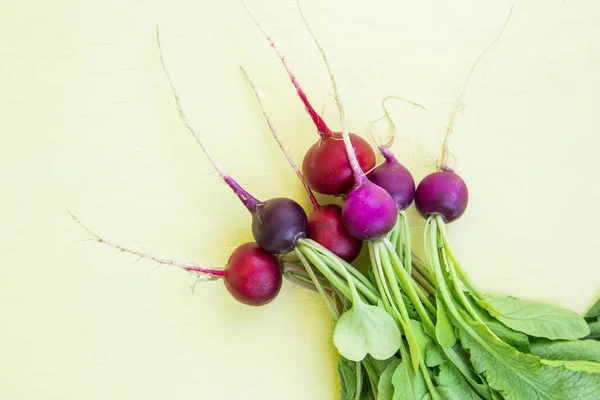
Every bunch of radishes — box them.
[72,4,600,399]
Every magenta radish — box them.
[157,30,307,254]
[240,67,362,262]
[69,212,282,306]
[243,5,375,195]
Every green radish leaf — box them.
[371,356,397,377]
[377,359,401,400]
[401,291,420,321]
[425,343,446,368]
[540,359,600,374]
[530,339,600,363]
[333,300,401,361]
[420,394,432,400]
[391,359,428,400]
[482,295,590,340]
[587,320,600,340]
[337,356,356,400]
[465,293,530,352]
[489,389,504,400]
[435,363,482,400]
[586,299,600,319]
[436,299,457,347]
[410,320,433,361]
[442,346,493,400]
[456,314,600,399]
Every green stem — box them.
[428,218,508,384]
[391,214,403,261]
[355,362,363,399]
[297,245,353,301]
[371,241,403,323]
[301,239,378,295]
[436,218,482,299]
[382,239,436,334]
[412,268,436,296]
[319,256,379,304]
[295,249,340,318]
[377,241,422,372]
[420,360,440,400]
[412,255,436,288]
[399,210,412,275]
[435,216,484,324]
[368,241,393,313]
[415,283,437,317]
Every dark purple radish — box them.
[292,14,396,240]
[412,8,510,224]
[243,5,375,195]
[414,171,468,223]
[157,30,307,254]
[69,213,282,306]
[240,67,362,262]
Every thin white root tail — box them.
[68,211,221,280]
[440,6,514,170]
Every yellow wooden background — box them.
[1,0,599,399]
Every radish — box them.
[240,66,362,262]
[369,146,416,212]
[69,212,282,306]
[292,24,396,240]
[243,4,375,196]
[157,29,307,255]
[415,169,468,223]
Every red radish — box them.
[307,204,362,261]
[296,9,397,240]
[157,29,307,254]
[240,67,362,262]
[243,4,375,195]
[68,213,282,306]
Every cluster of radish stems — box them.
[71,3,600,400]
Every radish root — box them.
[68,211,224,279]
[439,7,513,171]
[296,0,366,185]
[370,96,426,149]
[239,65,320,209]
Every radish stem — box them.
[241,2,332,137]
[296,0,367,186]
